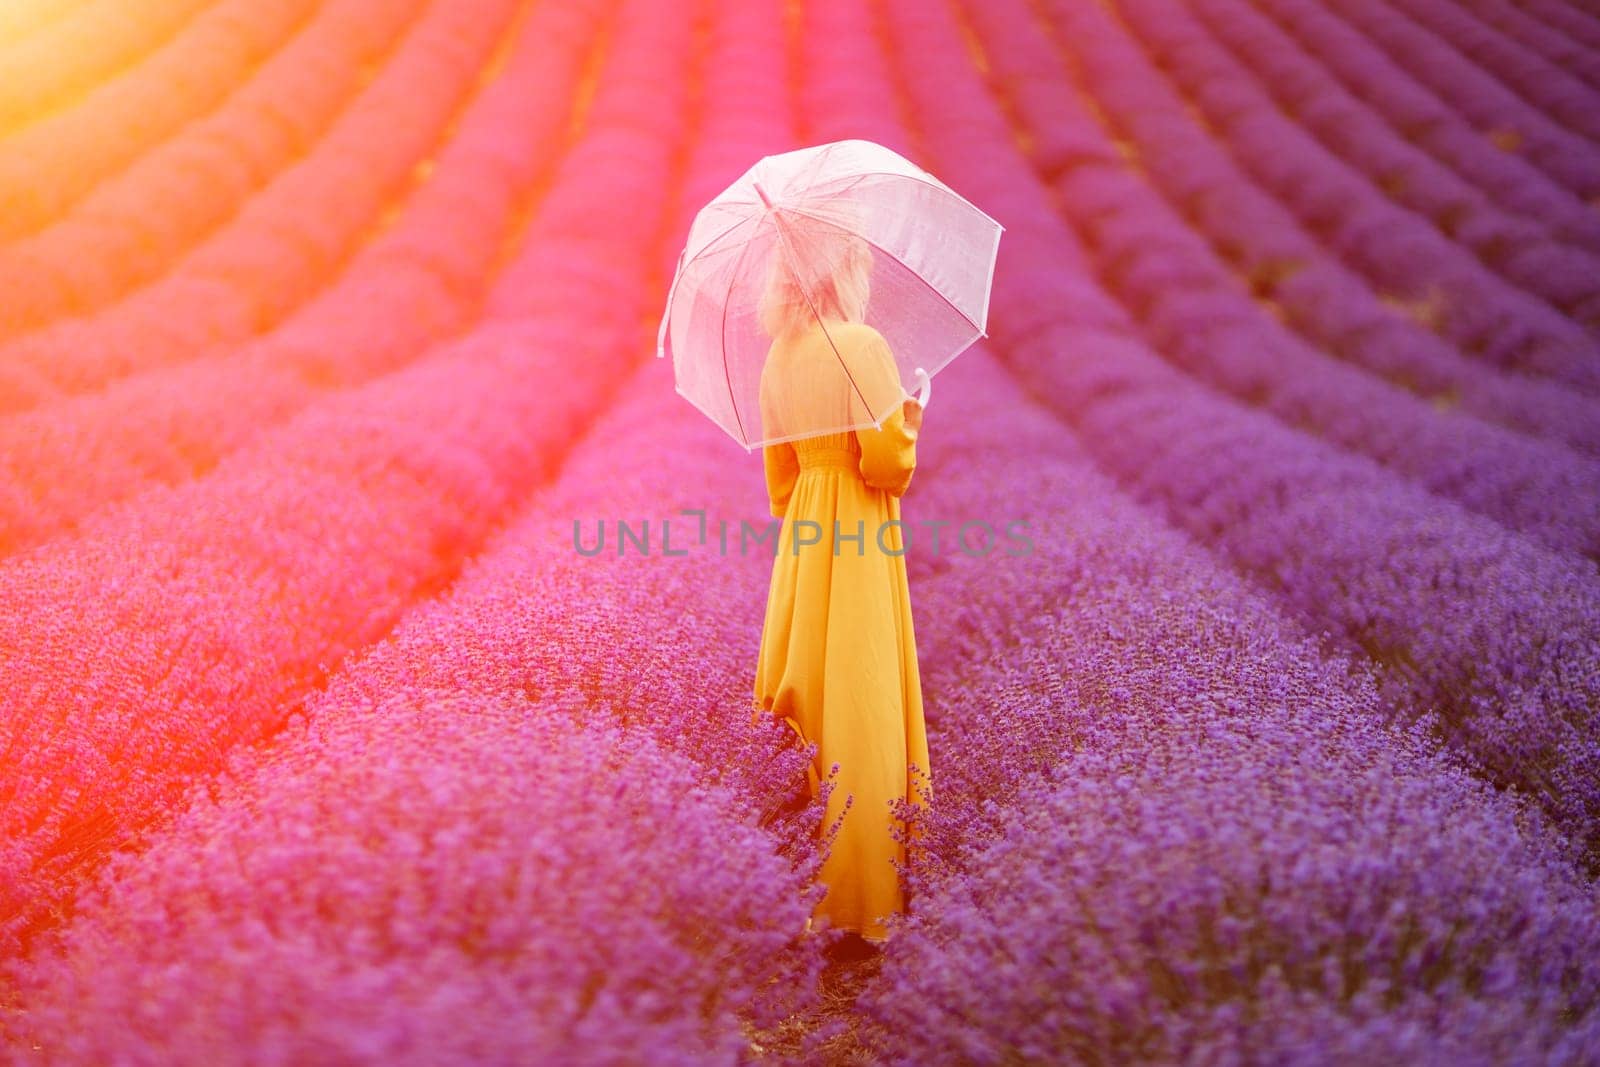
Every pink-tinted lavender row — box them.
[0,0,209,131]
[0,0,419,338]
[1454,0,1600,90]
[956,0,1600,560]
[1328,0,1600,197]
[1188,0,1600,323]
[0,0,511,391]
[13,694,821,1064]
[1384,0,1600,142]
[1248,0,1600,255]
[887,0,1600,861]
[1108,0,1600,389]
[1012,0,1600,461]
[0,0,614,561]
[1509,0,1600,57]
[0,0,696,959]
[0,0,320,241]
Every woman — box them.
[751,223,931,950]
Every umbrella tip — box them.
[753,181,775,210]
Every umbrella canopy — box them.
[656,138,1003,451]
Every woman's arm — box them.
[763,441,800,517]
[858,398,919,496]
[851,333,919,496]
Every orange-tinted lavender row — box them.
[0,0,421,336]
[0,0,685,961]
[0,0,507,388]
[0,0,613,559]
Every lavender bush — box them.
[867,0,1600,866]
[0,0,696,958]
[0,0,613,557]
[0,0,503,342]
[13,693,822,1064]
[1328,0,1600,198]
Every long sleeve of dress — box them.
[764,440,799,518]
[858,401,918,497]
[851,334,918,497]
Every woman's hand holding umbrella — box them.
[901,367,930,434]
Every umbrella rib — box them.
[789,169,1002,231]
[684,211,761,264]
[807,310,876,426]
[660,215,759,359]
[763,205,878,428]
[778,201,987,336]
[718,219,764,447]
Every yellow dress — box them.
[752,319,931,943]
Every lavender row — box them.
[890,0,1600,863]
[956,0,1600,561]
[1109,0,1600,390]
[789,4,1600,1057]
[1512,0,1600,56]
[853,384,1599,1055]
[0,0,615,561]
[862,684,1600,1061]
[11,694,821,1064]
[0,0,209,132]
[1384,0,1600,141]
[1,325,1342,1059]
[5,4,826,1053]
[0,0,512,398]
[1453,0,1600,91]
[1247,0,1600,254]
[0,0,321,241]
[419,0,1600,1049]
[146,0,811,929]
[1189,0,1600,322]
[1329,0,1600,198]
[1,41,1099,1048]
[0,0,420,337]
[857,426,1598,1057]
[1024,0,1600,459]
[0,0,699,960]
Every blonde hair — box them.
[757,215,873,340]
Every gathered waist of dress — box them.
[795,445,862,472]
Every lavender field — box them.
[1,0,1599,1062]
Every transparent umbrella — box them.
[656,138,1003,451]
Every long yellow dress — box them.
[752,319,931,944]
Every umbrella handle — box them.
[910,367,931,408]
